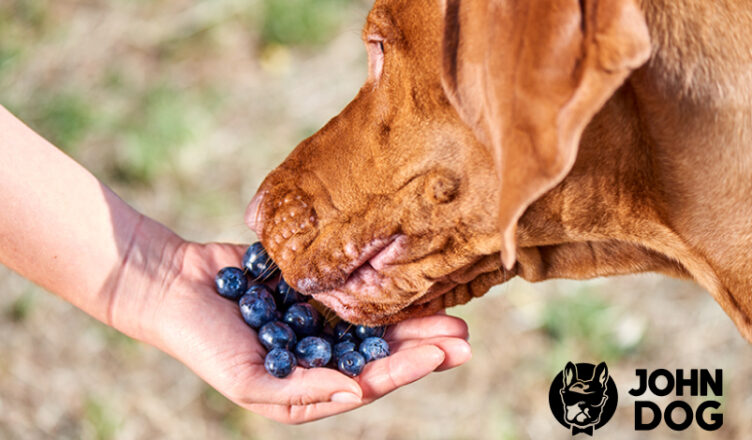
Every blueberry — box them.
[264,348,297,378]
[295,336,332,368]
[258,321,297,351]
[283,303,323,337]
[239,293,277,329]
[320,332,336,347]
[334,321,356,341]
[275,278,306,309]
[354,325,386,340]
[359,337,390,362]
[337,351,366,377]
[242,242,278,281]
[332,340,357,362]
[214,267,247,300]
[243,284,276,308]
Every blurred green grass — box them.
[260,0,350,48]
[0,0,357,188]
[541,288,644,364]
[83,395,121,440]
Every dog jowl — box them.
[550,362,618,436]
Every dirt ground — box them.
[1,1,750,439]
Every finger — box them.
[385,313,469,342]
[389,336,472,371]
[231,363,363,407]
[245,400,363,425]
[242,338,470,424]
[357,344,445,401]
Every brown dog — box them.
[246,0,752,342]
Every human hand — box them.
[0,106,472,424]
[133,241,472,424]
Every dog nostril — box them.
[425,170,460,204]
[245,191,266,234]
[270,189,318,238]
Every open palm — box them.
[150,242,472,424]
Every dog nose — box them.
[247,185,318,244]
[245,191,266,234]
[269,189,317,242]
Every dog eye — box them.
[366,37,385,81]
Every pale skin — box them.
[0,105,472,424]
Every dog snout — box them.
[268,189,318,243]
[247,177,321,267]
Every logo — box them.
[549,362,618,436]
[630,368,723,431]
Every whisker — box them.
[249,257,279,282]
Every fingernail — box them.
[330,392,361,403]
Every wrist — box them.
[104,214,187,344]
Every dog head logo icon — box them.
[549,362,618,436]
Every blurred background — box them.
[0,1,750,439]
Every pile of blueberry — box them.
[214,242,391,378]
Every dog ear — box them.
[441,0,650,269]
[564,362,577,387]
[594,362,609,388]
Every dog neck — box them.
[515,0,752,341]
[635,0,752,338]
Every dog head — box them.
[559,362,610,430]
[245,0,650,325]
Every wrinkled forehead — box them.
[362,4,398,40]
[363,0,442,45]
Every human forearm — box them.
[0,105,181,340]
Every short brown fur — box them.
[248,0,752,342]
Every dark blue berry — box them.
[354,325,386,340]
[214,267,247,300]
[264,348,297,378]
[333,340,357,362]
[283,303,323,337]
[239,293,277,329]
[337,351,366,377]
[359,337,390,362]
[258,321,297,351]
[275,278,306,309]
[243,284,275,307]
[295,336,332,368]
[334,321,356,341]
[320,332,336,347]
[242,242,278,281]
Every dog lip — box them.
[339,234,403,283]
[312,262,449,325]
[313,283,446,325]
[368,234,408,271]
[307,234,451,324]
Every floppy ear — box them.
[442,0,651,269]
